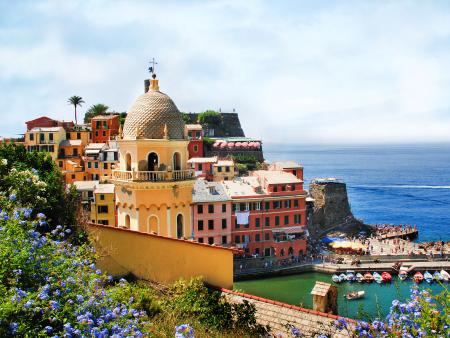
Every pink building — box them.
[187,157,217,181]
[192,180,232,246]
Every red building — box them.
[185,124,204,158]
[222,168,308,258]
[91,115,120,143]
[26,116,74,131]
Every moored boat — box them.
[433,271,442,282]
[381,272,392,283]
[339,273,347,282]
[413,271,424,284]
[424,271,433,284]
[346,290,365,300]
[346,270,356,282]
[356,273,364,283]
[364,272,374,283]
[441,270,450,282]
[398,267,408,281]
[373,272,383,284]
[332,274,341,283]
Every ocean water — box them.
[264,143,450,242]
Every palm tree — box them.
[68,96,85,125]
[84,104,110,123]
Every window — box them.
[294,199,299,208]
[73,148,78,156]
[255,234,260,242]
[88,162,92,168]
[102,131,106,137]
[235,236,241,244]
[71,174,75,179]
[48,146,54,152]
[208,237,214,245]
[225,166,230,172]
[95,131,99,137]
[58,161,63,167]
[77,132,81,139]
[265,217,270,227]
[265,202,270,210]
[100,194,105,200]
[243,235,250,243]
[222,204,226,212]
[294,214,302,224]
[94,162,98,169]
[235,219,240,229]
[239,203,246,211]
[255,218,260,228]
[208,219,214,230]
[197,205,203,214]
[222,219,227,229]
[281,185,286,191]
[40,133,45,142]
[275,216,280,226]
[208,204,214,213]
[273,201,281,209]
[265,248,271,256]
[292,184,296,191]
[273,185,278,192]
[193,145,198,152]
[218,166,222,172]
[222,236,227,244]
[233,203,239,212]
[197,220,204,231]
[48,133,54,141]
[103,163,108,170]
[198,237,204,243]
[198,163,203,171]
[264,233,270,241]
[284,200,291,208]
[103,121,107,128]
[29,133,34,141]
[98,206,108,213]
[284,215,289,225]
[255,202,261,210]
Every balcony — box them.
[112,169,195,182]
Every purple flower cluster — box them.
[175,324,194,338]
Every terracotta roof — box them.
[254,170,302,184]
[123,86,185,140]
[188,156,217,164]
[185,124,202,130]
[59,139,82,147]
[92,115,118,120]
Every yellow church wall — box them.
[88,223,234,289]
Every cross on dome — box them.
[148,58,158,79]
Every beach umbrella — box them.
[242,142,249,148]
[235,142,242,148]
[227,142,235,149]
[220,142,227,149]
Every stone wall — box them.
[185,112,245,137]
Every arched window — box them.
[288,247,294,256]
[176,214,183,239]
[173,152,181,171]
[148,152,158,171]
[280,248,285,257]
[125,214,130,229]
[126,153,131,171]
[148,215,159,234]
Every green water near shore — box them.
[234,272,446,320]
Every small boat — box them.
[424,271,433,284]
[413,271,424,284]
[381,272,392,283]
[398,267,408,281]
[440,270,450,282]
[346,290,365,300]
[433,271,442,282]
[373,272,383,284]
[346,271,355,282]
[356,273,364,283]
[339,273,347,282]
[364,272,374,283]
[332,274,342,283]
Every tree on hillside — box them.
[84,103,109,123]
[67,95,85,125]
[198,110,222,128]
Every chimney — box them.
[310,281,338,315]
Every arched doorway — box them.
[176,214,183,239]
[148,152,158,171]
[148,215,159,234]
[173,152,181,170]
[125,214,130,229]
[288,247,294,256]
[126,153,131,171]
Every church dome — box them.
[122,79,185,140]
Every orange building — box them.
[91,115,120,143]
[83,143,119,181]
[186,124,204,158]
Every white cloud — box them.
[1,0,450,143]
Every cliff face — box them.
[184,112,245,137]
[308,180,370,238]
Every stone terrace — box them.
[221,289,355,337]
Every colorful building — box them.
[188,156,235,182]
[185,124,204,158]
[90,183,116,225]
[91,115,120,143]
[111,75,195,238]
[222,170,307,258]
[24,127,66,160]
[192,180,232,246]
[83,143,119,181]
[212,159,235,181]
[25,116,74,131]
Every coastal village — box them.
[2,69,450,336]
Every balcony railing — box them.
[112,169,194,182]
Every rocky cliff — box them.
[184,112,245,137]
[308,179,371,238]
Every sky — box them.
[1,0,450,144]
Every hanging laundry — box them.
[236,211,250,225]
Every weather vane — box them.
[148,58,158,78]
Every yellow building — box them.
[90,184,116,226]
[213,159,235,181]
[111,75,195,238]
[24,127,66,160]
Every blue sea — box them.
[264,143,450,242]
